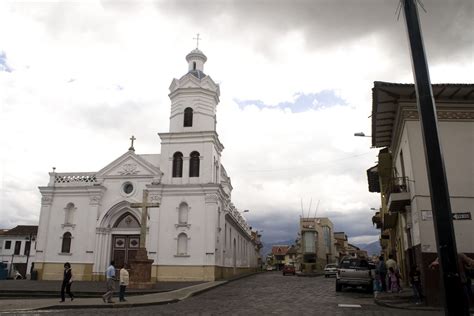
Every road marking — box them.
[338,304,361,308]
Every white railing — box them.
[227,203,251,235]
[53,172,98,185]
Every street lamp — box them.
[243,210,249,213]
[354,132,371,137]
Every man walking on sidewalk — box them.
[102,261,116,303]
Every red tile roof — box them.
[3,225,38,236]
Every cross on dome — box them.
[193,33,201,49]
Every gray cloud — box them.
[247,207,378,244]
[157,0,473,65]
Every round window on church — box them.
[122,182,134,195]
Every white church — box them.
[35,47,262,282]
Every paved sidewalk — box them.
[0,281,226,312]
[374,287,474,312]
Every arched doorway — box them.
[111,212,140,269]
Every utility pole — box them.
[401,1,467,315]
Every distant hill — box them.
[261,239,295,257]
[354,240,381,256]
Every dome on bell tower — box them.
[185,48,207,79]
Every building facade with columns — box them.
[35,48,261,282]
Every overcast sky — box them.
[1,0,472,245]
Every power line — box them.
[238,151,374,174]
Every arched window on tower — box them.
[61,232,72,253]
[189,151,200,177]
[184,107,193,127]
[178,202,189,225]
[172,152,183,177]
[193,62,196,70]
[177,233,188,256]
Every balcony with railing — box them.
[50,172,98,186]
[386,177,411,212]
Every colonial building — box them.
[0,225,37,279]
[297,217,336,272]
[367,81,474,305]
[35,48,261,282]
[334,231,348,262]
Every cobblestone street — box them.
[2,272,444,315]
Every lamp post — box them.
[354,132,371,137]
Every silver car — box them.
[324,263,337,278]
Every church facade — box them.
[35,48,262,282]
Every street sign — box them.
[452,212,471,220]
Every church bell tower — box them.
[159,44,224,185]
[168,48,220,133]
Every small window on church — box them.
[172,152,183,177]
[123,182,134,195]
[184,107,193,127]
[64,203,75,225]
[189,151,200,177]
[177,233,188,256]
[193,62,196,70]
[178,202,189,224]
[61,232,72,253]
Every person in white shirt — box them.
[119,263,130,302]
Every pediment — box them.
[97,151,162,178]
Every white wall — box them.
[393,117,474,253]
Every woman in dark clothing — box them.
[60,262,74,302]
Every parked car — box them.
[324,263,338,278]
[336,257,375,293]
[282,265,296,276]
[266,266,274,271]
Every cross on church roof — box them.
[193,33,201,49]
[129,135,136,151]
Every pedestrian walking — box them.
[60,262,74,302]
[102,261,116,303]
[388,267,400,293]
[373,269,382,298]
[429,253,474,314]
[385,254,399,291]
[377,256,387,292]
[409,265,423,304]
[119,263,130,302]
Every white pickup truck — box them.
[335,257,375,293]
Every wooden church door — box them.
[112,235,140,268]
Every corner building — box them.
[35,48,260,281]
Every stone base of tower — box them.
[128,248,154,289]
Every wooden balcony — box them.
[386,177,411,212]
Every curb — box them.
[374,298,443,312]
[0,289,169,299]
[37,299,181,310]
